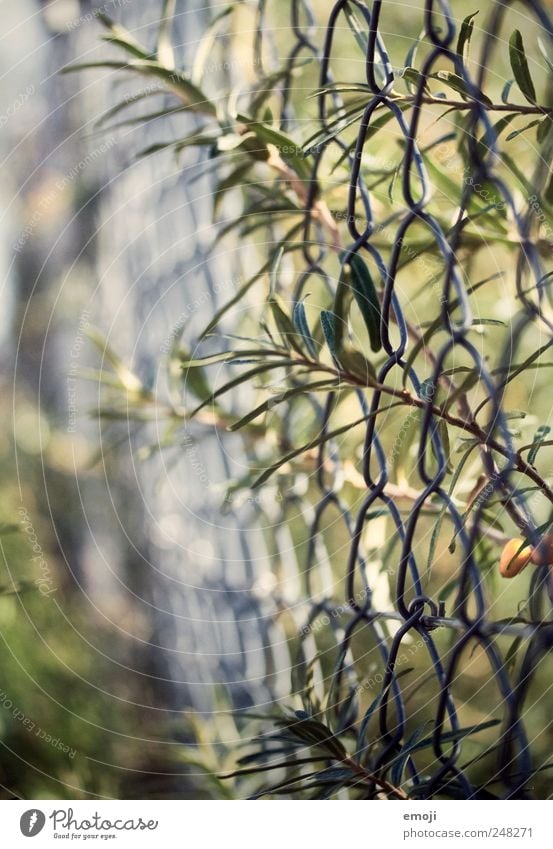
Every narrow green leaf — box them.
[402,67,431,93]
[431,71,492,106]
[391,723,430,786]
[424,154,461,203]
[250,59,313,116]
[505,119,541,141]
[236,114,312,181]
[269,246,284,297]
[545,173,553,206]
[198,229,303,340]
[385,719,501,769]
[251,410,378,489]
[269,296,305,353]
[504,636,523,673]
[476,113,518,158]
[137,132,221,159]
[347,253,382,353]
[404,29,425,92]
[96,13,152,60]
[293,301,318,358]
[85,327,143,392]
[527,425,552,465]
[355,694,381,760]
[320,310,338,356]
[501,152,538,197]
[157,0,176,69]
[303,101,368,155]
[509,30,536,104]
[338,348,376,383]
[228,379,341,431]
[180,351,235,368]
[278,717,347,760]
[189,361,296,418]
[137,62,217,114]
[220,756,324,780]
[501,79,514,104]
[343,3,368,55]
[402,273,503,386]
[94,88,167,128]
[214,161,253,214]
[63,59,217,116]
[181,349,287,368]
[177,350,212,400]
[538,37,553,76]
[456,12,478,61]
[437,419,452,472]
[61,61,131,74]
[537,117,553,145]
[191,4,235,84]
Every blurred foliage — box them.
[0,379,232,799]
[5,0,553,799]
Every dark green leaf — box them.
[476,113,518,158]
[269,246,284,296]
[537,117,553,145]
[456,12,478,61]
[320,310,338,357]
[346,253,382,353]
[391,723,430,786]
[355,694,381,761]
[509,30,536,104]
[501,79,514,104]
[504,636,523,673]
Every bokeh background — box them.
[1,0,552,799]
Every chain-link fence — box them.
[79,0,553,798]
[218,0,553,798]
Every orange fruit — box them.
[499,538,532,578]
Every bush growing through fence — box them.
[76,0,553,799]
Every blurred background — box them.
[0,0,279,799]
[1,0,552,799]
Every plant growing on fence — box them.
[72,0,553,798]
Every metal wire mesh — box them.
[71,0,553,798]
[224,0,553,798]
